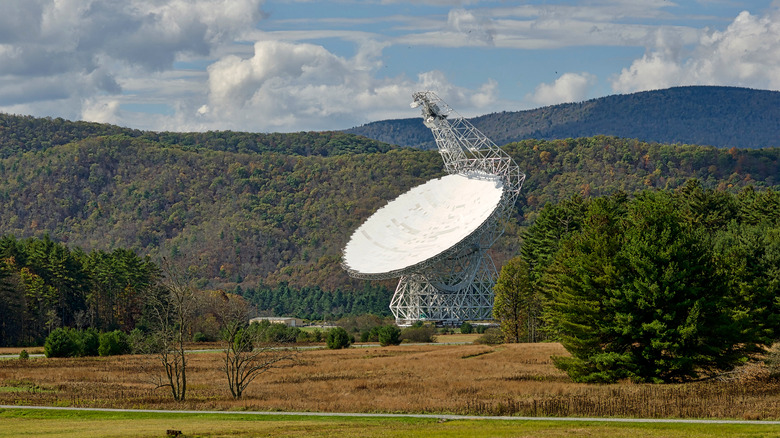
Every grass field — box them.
[2,408,779,438]
[1,341,779,421]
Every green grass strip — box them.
[1,406,779,438]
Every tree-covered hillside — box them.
[0,134,443,292]
[0,131,778,293]
[0,112,393,158]
[508,137,780,223]
[346,86,780,149]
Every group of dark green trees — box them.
[494,180,780,383]
[0,233,398,348]
[43,327,131,358]
[0,235,158,347]
[238,283,392,321]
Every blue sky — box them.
[1,0,778,132]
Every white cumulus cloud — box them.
[81,98,121,125]
[528,72,597,106]
[0,0,264,119]
[198,40,498,131]
[612,8,780,93]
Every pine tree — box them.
[714,222,780,346]
[543,196,627,382]
[493,256,535,343]
[544,192,750,383]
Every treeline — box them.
[8,86,780,159]
[0,235,158,346]
[347,86,780,149]
[0,112,393,158]
[39,320,322,359]
[496,181,780,383]
[238,283,393,321]
[507,136,780,221]
[0,234,395,347]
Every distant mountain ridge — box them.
[345,86,780,149]
[0,113,393,159]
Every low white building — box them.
[250,316,304,327]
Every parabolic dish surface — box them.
[343,173,504,278]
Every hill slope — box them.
[346,86,780,149]
[0,131,778,292]
[0,113,394,158]
[0,134,442,291]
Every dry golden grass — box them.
[1,343,779,420]
[433,333,481,343]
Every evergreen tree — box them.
[0,262,24,346]
[545,192,749,382]
[326,327,352,349]
[378,325,402,346]
[543,196,627,382]
[493,256,536,343]
[521,195,589,283]
[714,222,780,346]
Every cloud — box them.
[380,0,482,5]
[0,76,71,106]
[4,1,779,133]
[447,9,495,45]
[81,98,121,125]
[527,72,597,106]
[471,79,499,108]
[197,40,497,131]
[612,8,780,93]
[207,41,351,106]
[0,0,264,119]
[0,0,45,43]
[397,2,697,50]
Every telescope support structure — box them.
[390,92,525,326]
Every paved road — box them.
[1,405,779,425]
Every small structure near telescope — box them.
[342,91,525,326]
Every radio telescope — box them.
[342,91,525,326]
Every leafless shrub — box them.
[135,259,196,401]
[215,292,298,399]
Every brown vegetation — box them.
[2,342,779,420]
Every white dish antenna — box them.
[342,91,525,326]
[342,172,504,278]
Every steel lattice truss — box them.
[387,91,525,326]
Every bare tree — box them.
[215,292,298,400]
[141,259,196,401]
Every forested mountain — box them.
[0,134,443,292]
[1,126,778,294]
[346,86,780,149]
[0,112,393,158]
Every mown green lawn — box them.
[1,408,779,438]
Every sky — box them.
[1,0,779,133]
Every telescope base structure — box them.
[389,255,498,327]
[341,92,525,328]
